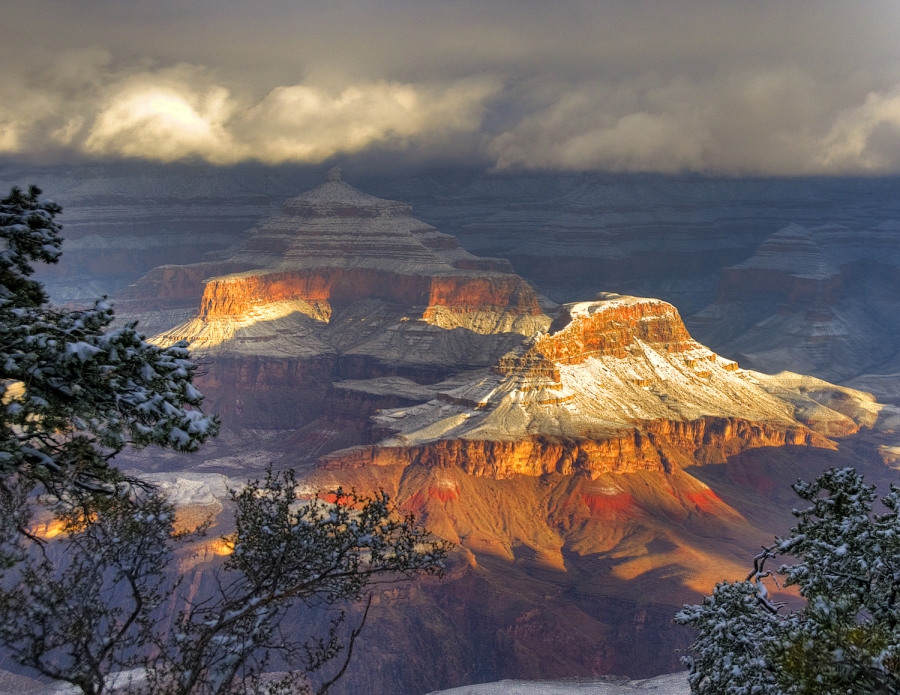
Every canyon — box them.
[693,222,900,376]
[320,294,874,478]
[5,162,900,694]
[15,162,900,401]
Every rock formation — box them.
[321,294,878,478]
[138,168,549,375]
[9,160,900,694]
[691,222,900,384]
[68,168,894,695]
[104,169,558,447]
[291,293,890,694]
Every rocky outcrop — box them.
[542,297,696,361]
[144,169,550,375]
[320,434,668,477]
[319,417,829,479]
[320,294,875,479]
[691,222,900,381]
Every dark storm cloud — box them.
[2,0,899,173]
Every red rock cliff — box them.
[495,295,703,381]
[199,268,543,320]
[319,417,831,479]
[540,297,697,363]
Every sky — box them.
[2,0,900,175]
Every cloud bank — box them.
[2,0,900,174]
[0,57,496,165]
[487,72,900,175]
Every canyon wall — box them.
[319,417,830,479]
[198,268,543,321]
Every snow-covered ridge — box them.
[366,294,860,445]
[320,294,877,478]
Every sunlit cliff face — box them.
[144,170,550,354]
[319,293,879,479]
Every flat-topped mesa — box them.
[319,293,879,479]
[540,293,700,363]
[717,224,844,302]
[182,168,545,325]
[494,294,722,383]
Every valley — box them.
[4,163,900,694]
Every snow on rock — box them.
[141,172,550,371]
[320,294,877,479]
[132,471,236,506]
[425,673,689,695]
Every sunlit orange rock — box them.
[320,294,876,479]
[135,168,550,388]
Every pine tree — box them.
[0,185,218,508]
[0,471,447,695]
[144,470,448,695]
[676,467,900,695]
[0,487,191,695]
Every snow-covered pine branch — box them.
[677,467,900,695]
[145,469,449,695]
[0,185,219,496]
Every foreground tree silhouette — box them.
[676,467,900,695]
[0,488,187,695]
[0,183,218,691]
[0,184,218,542]
[148,471,447,695]
[0,472,447,695]
[0,186,447,694]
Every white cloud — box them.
[237,78,497,164]
[818,89,900,172]
[3,51,900,174]
[2,0,900,173]
[486,71,900,175]
[487,77,713,173]
[83,69,238,163]
[0,60,497,165]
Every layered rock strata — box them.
[138,168,550,385]
[691,222,900,382]
[321,294,878,479]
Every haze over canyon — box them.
[1,161,895,694]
